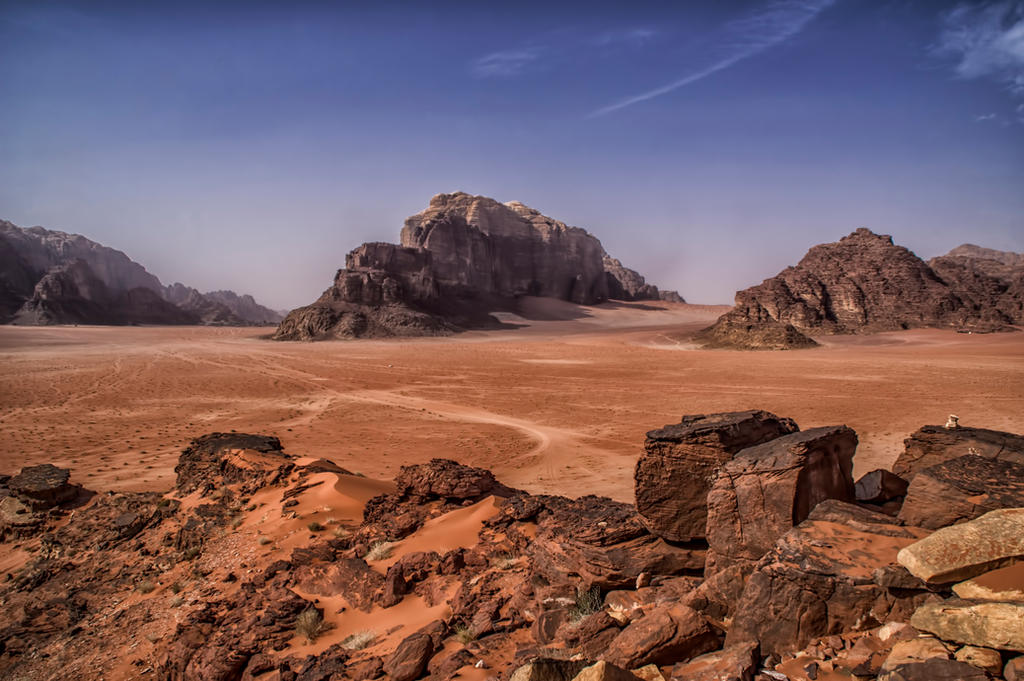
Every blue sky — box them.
[1,0,1022,309]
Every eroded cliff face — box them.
[698,229,1020,350]
[13,259,199,326]
[275,192,682,340]
[399,193,609,304]
[929,248,1024,326]
[0,219,282,326]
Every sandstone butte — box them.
[2,414,1024,681]
[272,192,683,340]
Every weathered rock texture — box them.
[0,219,279,326]
[911,599,1024,652]
[275,193,681,339]
[725,501,931,656]
[930,243,1024,325]
[635,410,799,542]
[897,455,1024,529]
[698,229,1022,349]
[897,508,1024,584]
[893,424,1024,481]
[705,426,858,574]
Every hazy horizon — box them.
[3,0,1023,310]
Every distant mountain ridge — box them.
[698,230,1023,349]
[0,219,282,326]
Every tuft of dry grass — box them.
[170,595,184,608]
[295,608,328,644]
[454,625,476,644]
[365,541,394,561]
[307,521,325,532]
[136,579,156,594]
[340,630,376,651]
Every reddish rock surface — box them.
[897,455,1024,529]
[892,424,1024,481]
[635,410,798,542]
[725,501,931,656]
[705,426,857,575]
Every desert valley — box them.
[4,2,1024,680]
[1,191,1023,681]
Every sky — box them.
[1,0,1023,310]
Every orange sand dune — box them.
[1,301,1022,502]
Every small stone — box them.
[953,645,1003,674]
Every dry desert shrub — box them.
[295,608,328,643]
[136,579,156,594]
[569,585,602,621]
[307,521,325,532]
[365,540,393,561]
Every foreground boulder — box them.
[174,432,292,494]
[705,426,857,575]
[897,507,1024,583]
[911,599,1024,652]
[897,455,1024,528]
[604,604,720,669]
[635,410,799,542]
[893,423,1024,480]
[725,501,931,655]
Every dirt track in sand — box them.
[1,300,1022,502]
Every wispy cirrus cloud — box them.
[470,27,658,79]
[471,48,545,77]
[936,1,1024,120]
[589,0,836,117]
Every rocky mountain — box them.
[698,228,1022,349]
[2,414,1022,680]
[929,244,1024,327]
[0,219,280,326]
[275,192,683,340]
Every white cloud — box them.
[471,48,544,78]
[589,0,837,117]
[938,2,1024,106]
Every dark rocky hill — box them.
[275,193,682,340]
[1,219,280,326]
[698,229,1021,349]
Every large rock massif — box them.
[0,220,281,326]
[4,414,1022,681]
[698,230,1024,349]
[274,193,682,340]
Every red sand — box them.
[1,301,1022,502]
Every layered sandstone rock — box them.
[897,455,1024,529]
[725,501,932,655]
[275,193,681,339]
[897,508,1024,584]
[705,426,857,574]
[635,410,799,542]
[698,229,1020,349]
[893,424,1024,481]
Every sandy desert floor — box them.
[1,299,1022,502]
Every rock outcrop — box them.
[275,193,681,340]
[12,259,199,326]
[698,229,1022,350]
[893,424,1024,481]
[704,425,858,575]
[635,410,799,542]
[897,455,1024,529]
